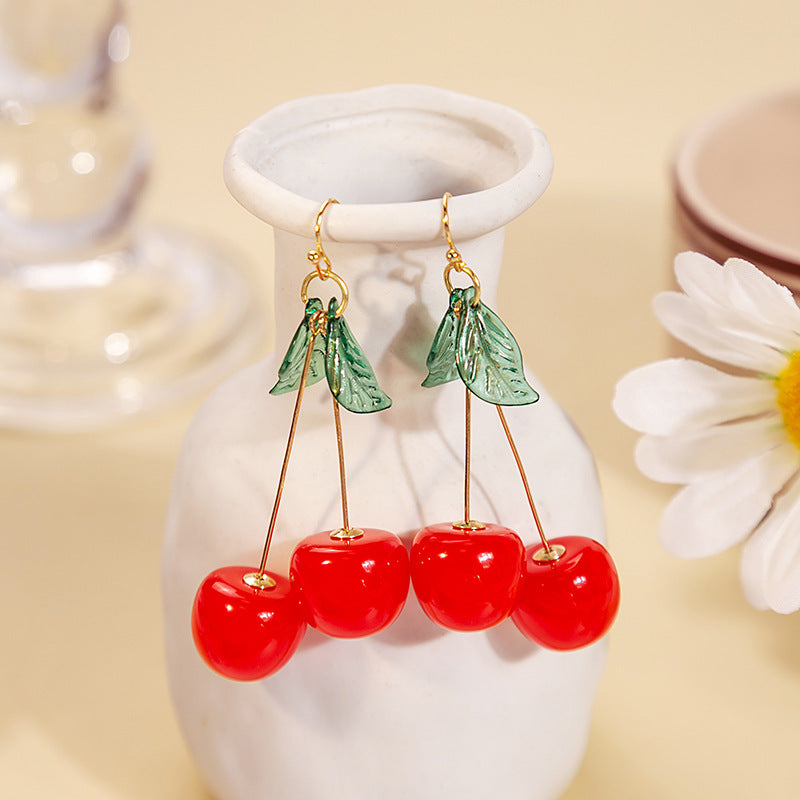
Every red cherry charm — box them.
[410,522,525,631]
[290,528,410,638]
[191,566,306,681]
[511,536,620,650]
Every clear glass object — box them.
[0,0,261,430]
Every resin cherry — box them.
[191,566,306,681]
[290,528,410,637]
[511,536,620,650]
[410,522,525,631]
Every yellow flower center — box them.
[776,352,800,449]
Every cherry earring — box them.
[191,199,409,681]
[499,408,621,650]
[410,193,620,647]
[410,193,533,632]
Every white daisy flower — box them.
[613,251,800,613]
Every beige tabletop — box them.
[3,1,800,798]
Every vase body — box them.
[163,85,607,800]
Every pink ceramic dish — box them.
[673,89,800,290]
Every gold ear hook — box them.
[300,198,349,317]
[441,192,481,306]
[442,192,461,264]
[308,197,340,277]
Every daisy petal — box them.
[634,415,786,484]
[674,252,800,352]
[613,359,776,436]
[673,252,729,307]
[740,480,800,610]
[764,484,800,613]
[653,291,788,374]
[703,299,800,354]
[658,442,799,558]
[724,258,800,334]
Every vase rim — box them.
[223,84,553,243]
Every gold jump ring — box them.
[300,269,349,317]
[443,261,481,305]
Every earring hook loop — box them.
[308,197,340,278]
[442,192,459,258]
[441,192,481,306]
[301,198,348,317]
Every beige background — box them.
[3,0,800,797]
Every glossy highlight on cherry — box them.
[410,521,525,631]
[512,535,620,650]
[290,528,410,638]
[191,566,307,681]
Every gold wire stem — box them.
[495,404,558,557]
[450,303,483,531]
[255,313,326,578]
[464,385,471,523]
[332,394,351,533]
[453,386,484,530]
[329,396,363,540]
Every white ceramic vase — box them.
[163,85,608,800]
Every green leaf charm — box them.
[325,297,392,413]
[422,288,463,388]
[422,286,539,406]
[456,287,538,406]
[269,298,327,395]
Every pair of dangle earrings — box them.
[192,195,620,682]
